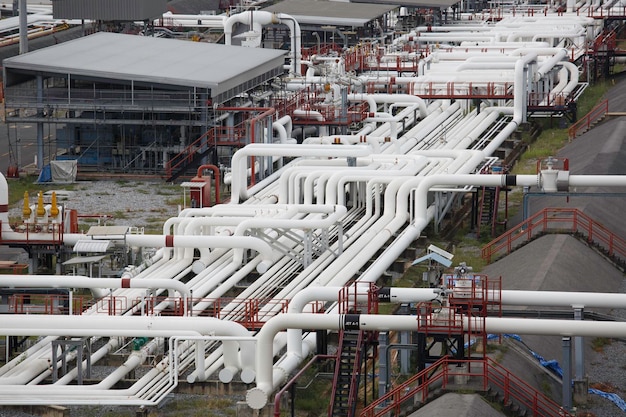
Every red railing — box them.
[481,207,626,263]
[8,293,85,315]
[271,86,370,125]
[273,354,336,417]
[410,81,514,99]
[3,294,326,327]
[0,220,64,245]
[165,121,249,179]
[567,98,608,140]
[359,357,574,417]
[0,263,28,274]
[165,128,216,179]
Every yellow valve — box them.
[22,191,31,218]
[36,191,46,217]
[50,191,59,217]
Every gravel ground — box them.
[583,280,626,417]
[9,180,183,233]
[4,180,245,417]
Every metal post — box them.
[562,336,572,411]
[573,307,584,379]
[400,331,409,374]
[36,75,44,170]
[18,0,27,54]
[378,332,389,399]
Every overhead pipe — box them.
[223,11,301,75]
[229,144,371,203]
[0,315,253,388]
[247,312,626,409]
[125,234,275,273]
[0,275,190,307]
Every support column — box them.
[35,75,45,170]
[562,336,572,411]
[400,331,409,374]
[377,332,389,399]
[573,306,584,379]
[573,306,588,406]
[18,0,27,54]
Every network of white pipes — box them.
[0,2,625,411]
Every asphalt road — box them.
[0,122,48,177]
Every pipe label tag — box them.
[344,314,360,330]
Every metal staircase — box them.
[328,330,365,417]
[328,284,379,417]
[478,186,498,236]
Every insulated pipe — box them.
[124,235,274,273]
[0,173,12,233]
[285,286,439,358]
[535,48,568,79]
[224,11,277,46]
[247,314,421,409]
[248,312,626,409]
[469,317,626,337]
[0,315,254,379]
[223,11,301,75]
[500,290,626,308]
[0,275,190,302]
[229,144,371,203]
[275,13,302,75]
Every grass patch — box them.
[591,337,611,353]
[5,176,53,206]
[510,79,612,177]
[112,210,130,220]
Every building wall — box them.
[52,0,167,21]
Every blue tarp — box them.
[493,334,626,413]
[36,164,52,183]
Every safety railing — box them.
[481,207,626,263]
[1,293,328,325]
[567,98,608,140]
[7,293,85,315]
[165,128,216,179]
[0,263,28,275]
[359,357,574,417]
[0,221,64,245]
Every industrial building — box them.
[0,0,625,416]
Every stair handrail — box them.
[272,354,335,417]
[165,128,214,179]
[359,357,575,417]
[359,356,450,417]
[484,357,574,417]
[567,98,608,140]
[328,330,365,417]
[481,207,626,263]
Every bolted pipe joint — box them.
[246,386,270,410]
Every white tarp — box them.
[50,160,77,183]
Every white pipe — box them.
[124,234,274,273]
[229,144,371,203]
[500,290,626,308]
[0,173,12,233]
[223,11,301,75]
[0,275,190,299]
[0,315,253,387]
[248,312,626,409]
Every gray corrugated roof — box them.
[262,0,398,27]
[352,0,462,9]
[2,32,287,98]
[167,0,222,14]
